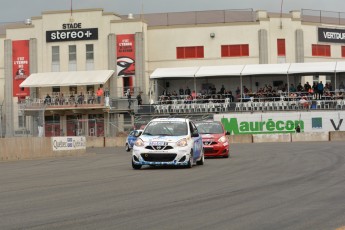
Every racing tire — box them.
[223,150,230,158]
[186,151,193,168]
[125,143,130,152]
[132,160,142,170]
[196,149,205,165]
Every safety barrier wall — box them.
[329,131,345,141]
[228,134,253,143]
[1,132,344,161]
[291,132,329,142]
[0,137,85,161]
[253,134,291,143]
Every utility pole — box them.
[0,100,4,137]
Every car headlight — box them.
[176,138,188,147]
[218,136,227,143]
[134,138,144,147]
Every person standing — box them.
[136,91,143,108]
[126,89,132,109]
[317,81,324,100]
[97,87,103,104]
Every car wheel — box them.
[132,159,142,170]
[125,143,130,152]
[186,151,193,168]
[197,148,204,165]
[223,154,229,158]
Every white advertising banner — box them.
[51,136,86,151]
[214,111,345,135]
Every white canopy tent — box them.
[288,62,337,74]
[150,61,345,101]
[150,67,199,79]
[20,70,115,87]
[195,65,244,77]
[241,63,290,76]
[150,61,345,79]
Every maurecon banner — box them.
[214,111,345,134]
[51,136,86,151]
[318,27,345,43]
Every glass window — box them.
[86,44,94,61]
[18,115,26,128]
[221,44,249,57]
[312,44,331,57]
[176,46,204,59]
[69,45,76,62]
[52,46,60,62]
[52,46,60,72]
[277,39,286,56]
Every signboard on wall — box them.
[46,28,98,42]
[116,34,135,77]
[51,136,86,151]
[214,111,345,134]
[318,27,345,43]
[12,40,30,97]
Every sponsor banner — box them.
[51,136,86,151]
[46,28,98,42]
[116,34,135,77]
[214,111,345,134]
[318,27,345,43]
[12,40,30,97]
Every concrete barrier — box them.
[0,137,85,161]
[105,136,126,147]
[0,131,340,162]
[291,132,329,142]
[329,131,345,142]
[253,133,291,143]
[86,137,105,148]
[228,134,253,143]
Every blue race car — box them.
[125,130,143,152]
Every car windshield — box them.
[195,122,223,134]
[143,121,187,136]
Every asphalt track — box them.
[0,142,345,230]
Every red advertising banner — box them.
[116,34,135,77]
[12,40,30,97]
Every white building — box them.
[1,8,345,137]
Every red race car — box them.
[195,121,230,158]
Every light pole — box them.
[280,0,284,29]
[0,100,4,138]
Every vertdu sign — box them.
[318,27,345,43]
[46,23,98,42]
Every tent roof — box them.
[335,61,345,72]
[241,63,290,76]
[20,70,114,87]
[195,65,244,77]
[150,61,345,79]
[150,67,199,79]
[288,62,337,74]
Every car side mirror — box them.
[191,132,199,137]
[225,131,230,135]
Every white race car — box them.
[132,118,204,169]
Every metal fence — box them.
[125,9,256,27]
[301,9,345,25]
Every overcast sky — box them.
[1,0,344,23]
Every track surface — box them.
[0,142,345,230]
